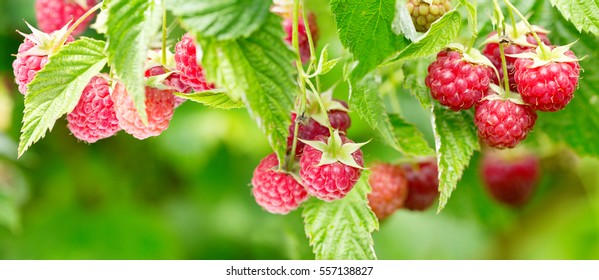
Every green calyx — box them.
[300,130,368,169]
[507,42,581,68]
[17,22,70,57]
[305,90,349,128]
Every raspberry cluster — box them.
[13,26,217,143]
[367,158,440,220]
[425,22,581,149]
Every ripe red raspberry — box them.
[145,66,192,107]
[35,0,97,37]
[12,25,74,95]
[481,151,540,207]
[402,158,439,211]
[367,163,408,220]
[67,76,120,143]
[174,34,214,92]
[513,49,580,112]
[474,98,537,149]
[283,13,319,63]
[112,83,175,140]
[251,153,308,214]
[300,133,364,201]
[406,0,452,32]
[287,100,351,155]
[482,30,551,92]
[425,49,493,111]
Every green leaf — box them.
[389,9,461,62]
[389,114,434,157]
[531,2,599,157]
[0,198,19,233]
[174,90,244,109]
[200,15,296,165]
[351,75,433,157]
[302,176,378,260]
[458,0,478,37]
[331,0,410,80]
[167,0,271,40]
[432,108,479,212]
[107,0,162,124]
[550,0,599,36]
[18,38,107,157]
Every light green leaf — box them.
[550,0,599,36]
[302,176,378,260]
[458,0,478,37]
[432,108,479,212]
[107,0,162,124]
[174,90,244,109]
[201,15,296,165]
[351,75,433,157]
[389,9,461,62]
[389,114,434,157]
[18,38,107,157]
[330,0,410,80]
[167,0,271,40]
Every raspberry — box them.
[12,25,74,95]
[112,83,175,140]
[300,133,364,201]
[482,29,551,92]
[35,0,97,37]
[474,98,537,149]
[402,158,439,211]
[367,163,408,220]
[406,0,451,32]
[481,150,540,207]
[287,100,350,155]
[251,153,308,214]
[145,66,192,107]
[513,49,580,112]
[425,49,493,111]
[174,34,215,92]
[67,76,120,143]
[283,12,319,63]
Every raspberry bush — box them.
[5,0,599,260]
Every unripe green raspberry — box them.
[406,0,451,32]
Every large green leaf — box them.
[331,0,410,80]
[167,0,271,40]
[432,108,479,212]
[302,176,378,260]
[530,1,599,157]
[18,38,107,157]
[107,0,162,124]
[350,76,433,157]
[550,0,599,36]
[200,15,296,165]
[389,9,461,62]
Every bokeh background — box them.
[1,0,599,259]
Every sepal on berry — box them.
[300,130,368,169]
[481,22,550,47]
[16,22,70,57]
[306,90,349,128]
[508,42,582,68]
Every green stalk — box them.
[55,2,103,52]
[502,0,550,59]
[161,4,167,66]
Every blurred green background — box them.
[1,0,599,260]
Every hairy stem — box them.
[55,2,103,52]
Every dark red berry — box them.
[402,158,439,211]
[481,151,540,207]
[368,163,409,220]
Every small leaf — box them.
[302,176,378,260]
[107,0,162,124]
[174,90,244,109]
[310,46,341,77]
[331,0,410,80]
[392,0,419,42]
[432,107,479,212]
[550,0,599,36]
[200,15,297,165]
[389,9,461,63]
[18,38,107,157]
[458,0,478,37]
[389,114,434,157]
[167,0,271,40]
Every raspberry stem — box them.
[161,4,167,66]
[54,2,102,53]
[502,0,551,59]
[492,0,511,96]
